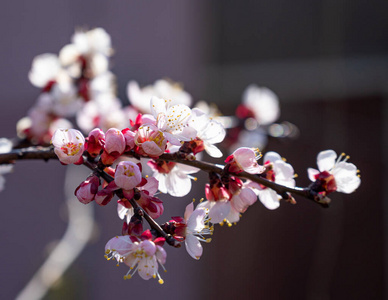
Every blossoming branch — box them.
[0,28,361,284]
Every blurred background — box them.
[0,1,386,299]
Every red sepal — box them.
[140,229,153,241]
[154,237,165,247]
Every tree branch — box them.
[0,146,329,207]
[0,146,57,163]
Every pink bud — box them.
[114,161,142,190]
[104,128,125,155]
[86,128,105,157]
[122,128,136,151]
[75,175,100,204]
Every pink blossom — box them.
[183,203,213,260]
[226,147,265,174]
[242,85,280,125]
[248,151,295,210]
[51,128,85,164]
[148,160,199,197]
[308,150,360,195]
[135,124,167,157]
[190,108,226,158]
[105,230,167,283]
[150,96,197,144]
[114,161,142,191]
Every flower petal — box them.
[165,171,192,197]
[332,162,361,193]
[105,235,134,256]
[185,234,203,260]
[209,200,231,224]
[187,208,206,232]
[226,207,240,223]
[204,143,223,158]
[184,202,194,221]
[317,150,337,172]
[263,151,282,163]
[307,168,320,182]
[258,188,280,210]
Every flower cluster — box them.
[0,27,362,284]
[17,28,117,144]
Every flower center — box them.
[123,165,135,177]
[61,142,82,156]
[150,131,165,147]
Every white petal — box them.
[263,151,282,163]
[198,117,226,144]
[308,168,320,182]
[165,171,192,197]
[0,138,12,153]
[156,245,167,265]
[332,162,361,193]
[185,234,203,260]
[127,81,151,113]
[226,207,240,223]
[184,202,194,221]
[276,178,296,188]
[176,163,199,174]
[173,126,197,141]
[187,208,206,232]
[239,188,258,207]
[154,173,167,194]
[150,96,167,117]
[197,200,212,210]
[29,53,60,88]
[117,203,128,220]
[138,256,157,280]
[317,150,337,172]
[258,189,280,210]
[105,235,133,256]
[209,201,231,224]
[243,85,280,125]
[163,132,181,146]
[273,160,295,181]
[204,143,223,158]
